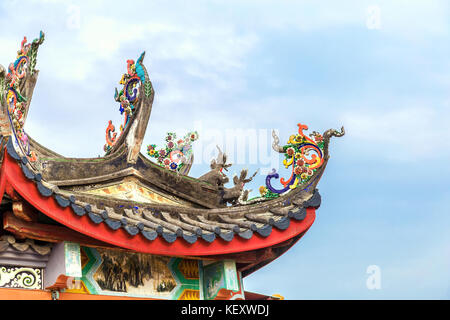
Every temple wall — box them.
[0,238,244,300]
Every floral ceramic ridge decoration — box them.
[147,131,199,173]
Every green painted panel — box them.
[201,260,239,300]
[64,242,81,278]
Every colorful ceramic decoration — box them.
[264,123,324,195]
[257,123,325,199]
[104,52,148,153]
[3,32,44,159]
[146,131,199,173]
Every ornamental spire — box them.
[103,52,155,164]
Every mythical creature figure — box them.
[198,146,258,206]
[2,31,44,158]
[104,52,147,153]
[264,123,327,195]
[222,169,258,206]
[198,146,232,189]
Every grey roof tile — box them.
[4,135,321,246]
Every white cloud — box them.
[0,37,20,66]
[78,16,147,59]
[340,106,450,162]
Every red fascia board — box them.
[1,150,316,256]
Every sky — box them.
[1,0,449,299]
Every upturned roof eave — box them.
[0,137,319,257]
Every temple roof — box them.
[0,234,52,256]
[0,32,344,274]
[1,135,320,256]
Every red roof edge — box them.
[1,147,316,257]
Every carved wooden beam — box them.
[3,211,115,249]
[12,200,38,222]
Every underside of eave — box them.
[1,206,309,276]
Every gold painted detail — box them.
[63,247,90,294]
[178,259,199,280]
[179,289,200,300]
[82,179,181,205]
[80,247,89,269]
[65,279,90,294]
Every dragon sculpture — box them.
[0,31,45,160]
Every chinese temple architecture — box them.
[0,32,344,300]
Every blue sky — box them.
[1,0,449,299]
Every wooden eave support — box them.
[3,211,114,249]
[205,237,297,266]
[12,200,38,222]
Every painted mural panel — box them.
[82,179,187,206]
[93,248,176,295]
[65,247,200,299]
